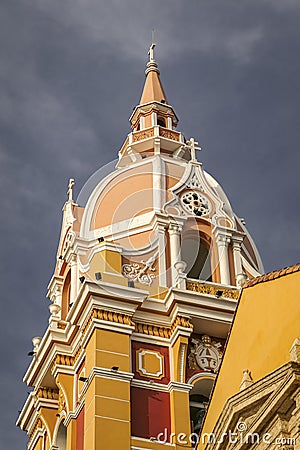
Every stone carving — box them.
[240,369,253,391]
[186,281,240,300]
[187,174,204,191]
[37,387,59,400]
[180,190,211,217]
[135,315,193,338]
[132,129,154,142]
[159,128,180,141]
[188,335,222,373]
[122,252,158,286]
[58,389,66,413]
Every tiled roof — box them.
[244,263,300,288]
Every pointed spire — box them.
[139,43,167,105]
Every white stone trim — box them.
[137,349,164,378]
[80,157,158,239]
[187,371,216,385]
[94,415,130,423]
[28,428,45,450]
[131,379,169,392]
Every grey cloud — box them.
[1,0,300,447]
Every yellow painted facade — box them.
[17,46,264,450]
[200,267,300,449]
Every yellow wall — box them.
[200,270,300,445]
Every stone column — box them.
[232,236,244,286]
[216,234,231,285]
[168,223,182,286]
[156,222,168,287]
[70,254,79,304]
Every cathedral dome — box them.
[52,44,263,306]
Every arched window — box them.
[182,232,212,281]
[157,117,166,127]
[56,421,67,450]
[189,377,214,445]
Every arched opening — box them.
[56,421,67,450]
[157,116,166,127]
[61,270,71,319]
[189,377,214,446]
[182,231,212,281]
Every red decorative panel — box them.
[76,407,84,450]
[131,388,170,439]
[132,341,170,384]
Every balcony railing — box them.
[186,279,240,300]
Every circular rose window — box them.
[180,190,211,217]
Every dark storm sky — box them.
[1,0,300,447]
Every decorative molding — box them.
[82,308,135,338]
[186,280,240,300]
[135,315,193,339]
[180,190,211,217]
[137,349,164,379]
[132,128,154,142]
[28,418,42,439]
[54,354,76,367]
[122,252,158,286]
[159,128,180,141]
[36,387,59,400]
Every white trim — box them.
[95,394,130,403]
[94,415,129,423]
[131,379,169,392]
[131,379,193,394]
[131,436,175,448]
[80,157,157,239]
[81,319,135,349]
[152,156,166,211]
[241,255,261,278]
[137,349,164,378]
[28,428,44,450]
[96,349,129,357]
[179,343,186,383]
[168,381,193,393]
[64,397,85,426]
[187,371,216,385]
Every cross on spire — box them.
[148,42,156,63]
[67,178,75,202]
[186,138,202,162]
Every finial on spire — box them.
[149,43,155,63]
[67,178,75,202]
[148,29,156,62]
[145,32,159,75]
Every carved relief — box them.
[122,253,158,286]
[62,230,76,256]
[159,128,180,141]
[132,129,154,142]
[186,281,240,300]
[36,387,59,400]
[188,335,223,373]
[180,190,211,217]
[135,315,193,338]
[81,308,135,341]
[58,389,66,413]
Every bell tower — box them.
[17,46,263,449]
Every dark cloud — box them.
[1,0,300,446]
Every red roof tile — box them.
[244,263,300,288]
